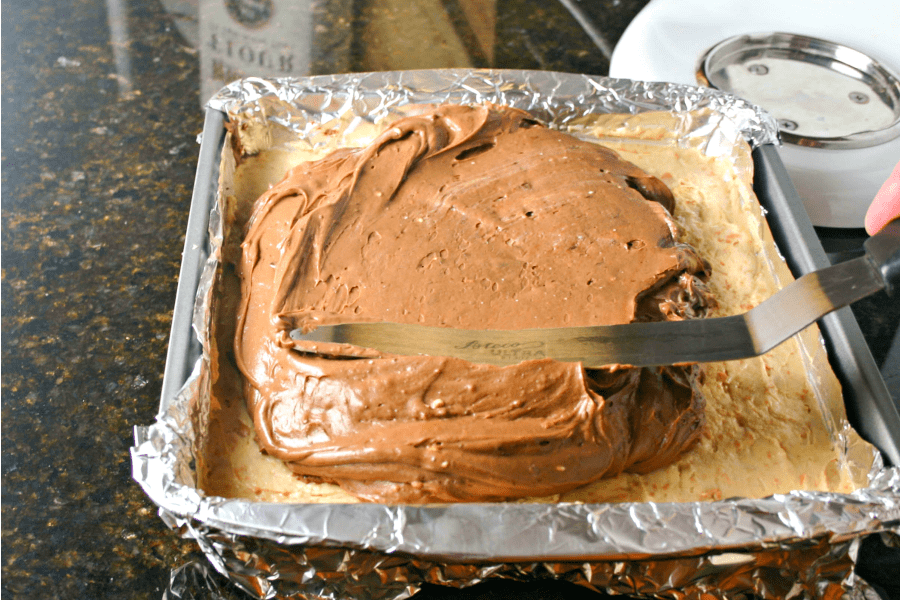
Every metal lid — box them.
[696,32,900,149]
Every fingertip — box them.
[865,200,895,235]
[865,160,900,235]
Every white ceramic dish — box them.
[609,0,900,228]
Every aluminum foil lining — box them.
[205,69,781,151]
[133,70,900,600]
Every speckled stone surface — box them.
[2,0,206,597]
[1,0,897,599]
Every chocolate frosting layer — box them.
[235,104,713,503]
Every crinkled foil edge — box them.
[133,70,900,600]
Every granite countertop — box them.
[2,0,898,598]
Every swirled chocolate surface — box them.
[235,104,713,502]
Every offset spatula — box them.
[290,220,900,367]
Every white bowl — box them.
[609,0,900,228]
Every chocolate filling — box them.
[235,104,714,502]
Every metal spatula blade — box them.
[289,220,900,367]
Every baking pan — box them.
[751,144,900,465]
[158,107,223,419]
[133,70,900,599]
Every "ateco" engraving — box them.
[456,340,546,361]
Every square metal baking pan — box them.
[137,72,900,568]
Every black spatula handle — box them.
[865,218,900,297]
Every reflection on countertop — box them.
[1,0,897,598]
[160,0,650,103]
